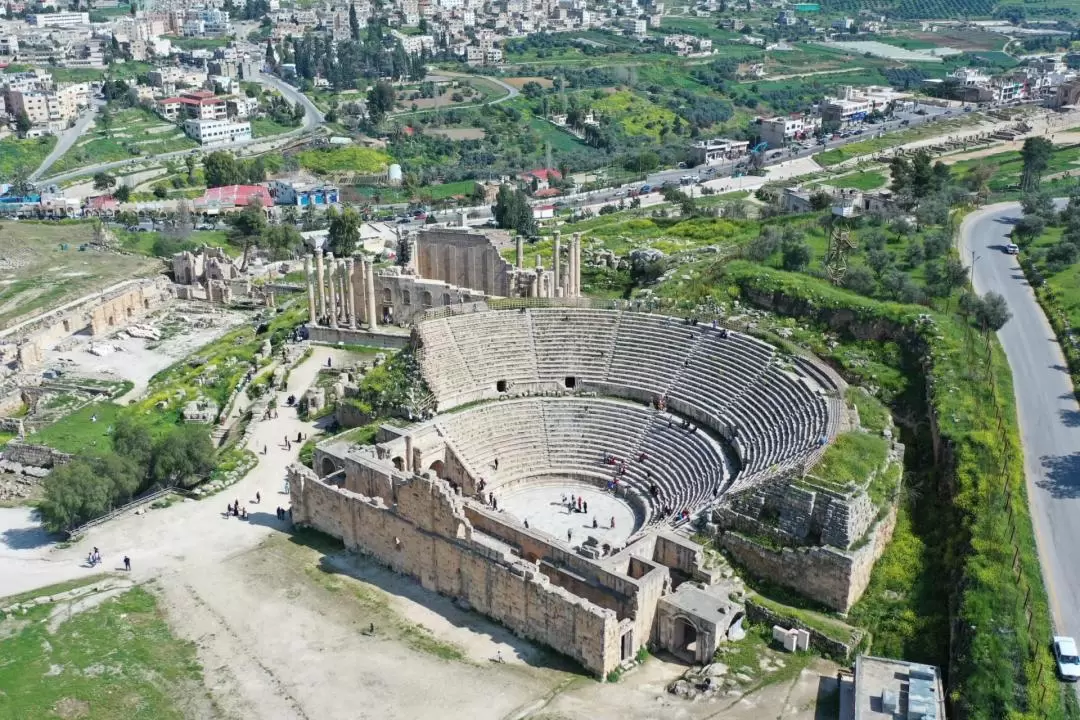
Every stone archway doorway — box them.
[673,617,699,662]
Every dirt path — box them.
[1,343,838,720]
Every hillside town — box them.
[4,1,1080,720]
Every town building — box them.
[158,90,228,122]
[27,11,90,27]
[183,117,252,146]
[758,115,820,147]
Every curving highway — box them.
[960,203,1080,667]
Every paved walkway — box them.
[0,344,350,599]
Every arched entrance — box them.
[429,459,445,477]
[673,617,699,662]
[320,457,337,477]
[392,456,405,471]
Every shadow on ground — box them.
[286,526,586,676]
[1037,452,1080,499]
[1,523,57,551]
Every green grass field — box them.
[29,401,124,455]
[528,117,587,154]
[828,170,887,191]
[169,36,231,51]
[949,143,1080,193]
[49,108,197,175]
[296,145,391,175]
[592,90,679,141]
[426,179,476,200]
[0,135,56,178]
[250,117,298,139]
[4,62,154,83]
[0,583,211,719]
[0,221,159,330]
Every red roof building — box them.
[194,185,274,213]
[157,90,229,122]
[519,168,562,192]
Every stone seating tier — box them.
[417,308,833,494]
[437,397,731,522]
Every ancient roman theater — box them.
[289,302,896,678]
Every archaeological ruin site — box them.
[291,226,904,676]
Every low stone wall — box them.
[308,326,410,349]
[744,599,864,661]
[718,501,899,612]
[4,441,72,469]
[290,464,623,676]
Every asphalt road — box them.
[36,71,325,186]
[960,203,1080,663]
[30,99,104,182]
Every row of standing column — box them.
[516,231,582,298]
[306,249,379,330]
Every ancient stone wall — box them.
[416,228,515,298]
[0,276,172,371]
[718,501,898,611]
[743,599,864,660]
[289,464,623,675]
[4,441,71,469]
[367,271,485,326]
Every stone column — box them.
[573,233,582,298]
[405,435,413,473]
[315,248,326,322]
[567,234,576,298]
[409,234,419,273]
[516,235,524,270]
[340,260,350,323]
[326,253,338,329]
[553,231,561,296]
[346,257,357,330]
[365,258,378,329]
[356,257,368,325]
[304,254,316,322]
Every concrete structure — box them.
[183,118,252,146]
[846,656,944,720]
[28,11,89,26]
[688,138,750,165]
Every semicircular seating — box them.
[436,397,731,524]
[416,307,834,499]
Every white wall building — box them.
[184,118,252,146]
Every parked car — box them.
[900,119,911,126]
[1054,637,1080,681]
[640,184,653,193]
[1004,243,1020,255]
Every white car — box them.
[1054,636,1080,681]
[1004,243,1019,255]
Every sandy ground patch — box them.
[503,76,555,89]
[424,127,487,140]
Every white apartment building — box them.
[184,118,252,146]
[760,114,821,147]
[28,11,90,27]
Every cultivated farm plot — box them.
[0,221,159,330]
[816,40,959,62]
